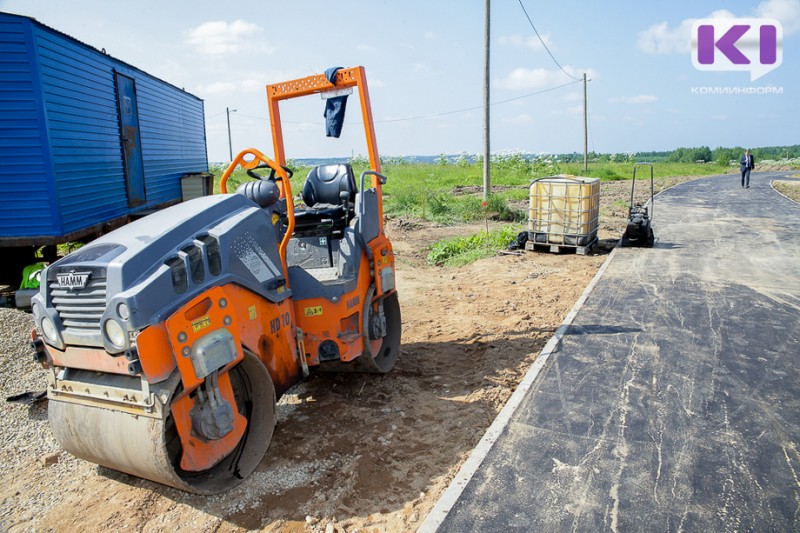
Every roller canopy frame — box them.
[265,67,385,231]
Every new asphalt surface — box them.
[422,172,800,532]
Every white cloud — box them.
[494,66,597,91]
[240,79,266,92]
[498,34,553,51]
[196,78,264,96]
[287,122,318,134]
[495,67,556,90]
[503,113,534,124]
[608,95,658,104]
[756,0,800,34]
[411,63,430,75]
[636,4,799,56]
[198,81,237,95]
[636,10,735,54]
[707,9,737,18]
[185,20,274,55]
[636,20,692,54]
[369,79,387,89]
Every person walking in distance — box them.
[740,149,755,188]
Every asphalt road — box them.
[423,172,800,532]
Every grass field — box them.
[213,159,730,223]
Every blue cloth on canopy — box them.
[324,66,348,138]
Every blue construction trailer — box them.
[0,12,209,282]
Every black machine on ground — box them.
[621,162,655,247]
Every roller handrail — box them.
[219,148,295,286]
[359,170,387,217]
[356,170,388,261]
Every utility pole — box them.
[583,73,588,173]
[483,0,491,200]
[226,107,237,161]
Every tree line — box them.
[556,145,799,165]
[642,145,800,164]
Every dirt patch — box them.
[757,164,798,172]
[0,175,704,533]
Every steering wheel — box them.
[246,164,294,182]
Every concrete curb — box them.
[770,177,800,205]
[417,245,620,533]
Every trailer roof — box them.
[0,11,204,103]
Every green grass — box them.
[357,157,554,224]
[385,183,525,223]
[426,225,522,267]
[376,160,727,224]
[560,161,730,180]
[210,160,536,224]
[211,160,729,212]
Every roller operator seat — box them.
[293,163,357,237]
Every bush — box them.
[384,182,524,224]
[450,194,524,223]
[426,225,521,267]
[585,167,627,181]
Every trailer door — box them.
[114,72,146,206]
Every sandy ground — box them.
[1,177,710,533]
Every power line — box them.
[517,0,580,81]
[219,79,581,126]
[492,79,581,105]
[379,79,580,123]
[231,111,268,121]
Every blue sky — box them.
[2,0,798,162]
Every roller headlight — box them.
[104,319,127,349]
[117,302,130,320]
[40,316,58,344]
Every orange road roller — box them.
[30,67,401,493]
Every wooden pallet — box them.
[525,237,598,256]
